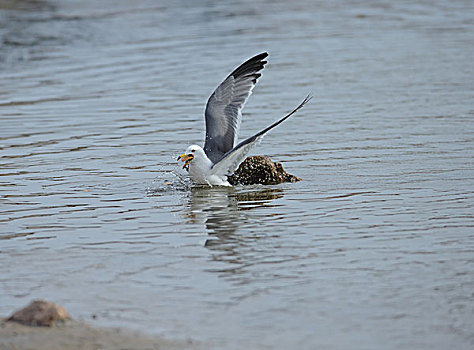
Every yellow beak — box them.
[177,153,194,169]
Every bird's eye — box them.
[191,149,195,153]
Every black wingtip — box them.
[230,52,269,80]
[299,93,313,108]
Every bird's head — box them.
[177,145,205,170]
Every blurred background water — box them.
[1,0,473,349]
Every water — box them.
[1,0,473,349]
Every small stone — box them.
[228,156,301,185]
[7,300,71,327]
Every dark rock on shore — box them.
[228,156,301,185]
[7,300,70,327]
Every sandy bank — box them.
[0,318,199,350]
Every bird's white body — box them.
[185,145,231,186]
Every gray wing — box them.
[210,95,312,177]
[203,52,268,164]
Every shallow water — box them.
[1,0,474,349]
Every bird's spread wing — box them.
[203,52,268,164]
[210,95,312,177]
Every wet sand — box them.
[0,318,199,350]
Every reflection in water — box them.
[185,187,288,280]
[185,187,238,236]
[184,187,283,244]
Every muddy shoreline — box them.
[0,318,199,350]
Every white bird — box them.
[178,52,311,187]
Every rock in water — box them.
[7,300,70,327]
[228,156,301,185]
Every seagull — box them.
[177,52,311,187]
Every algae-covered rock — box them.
[228,156,301,185]
[7,300,70,327]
